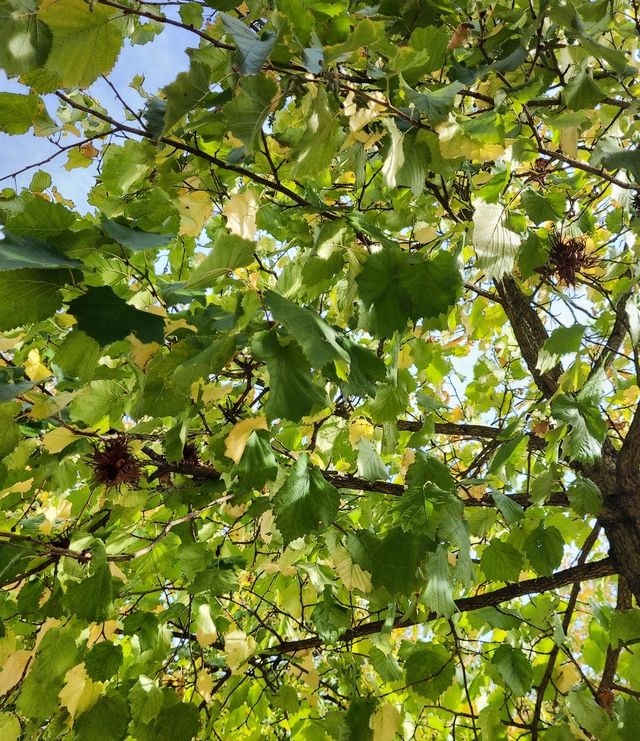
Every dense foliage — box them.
[3,0,640,738]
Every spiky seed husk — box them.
[90,437,141,488]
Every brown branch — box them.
[494,276,561,398]
[259,557,617,656]
[531,524,602,741]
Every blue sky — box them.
[0,21,193,213]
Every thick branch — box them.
[495,276,561,398]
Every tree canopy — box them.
[2,0,640,738]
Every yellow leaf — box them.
[0,651,32,695]
[24,350,50,381]
[196,604,218,647]
[554,663,579,693]
[437,121,505,161]
[289,653,319,690]
[349,419,374,446]
[447,22,473,49]
[86,621,118,648]
[59,664,102,719]
[42,427,80,454]
[29,390,87,419]
[178,190,213,236]
[370,703,401,741]
[332,545,371,593]
[222,190,259,241]
[128,335,160,369]
[224,417,269,464]
[224,630,256,673]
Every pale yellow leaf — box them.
[0,478,34,498]
[560,127,578,158]
[178,189,213,236]
[59,664,102,719]
[196,604,218,647]
[42,427,80,454]
[86,621,118,648]
[332,545,371,593]
[0,334,23,352]
[0,651,32,695]
[222,189,259,241]
[196,669,213,701]
[224,417,268,463]
[224,630,256,673]
[370,703,401,741]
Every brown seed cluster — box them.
[90,437,141,489]
[538,231,599,286]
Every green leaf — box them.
[235,429,278,489]
[404,82,464,125]
[252,330,328,422]
[421,546,456,618]
[37,0,123,89]
[472,199,521,278]
[53,330,101,382]
[0,713,21,741]
[523,523,564,576]
[291,87,343,178]
[75,694,130,741]
[223,74,279,151]
[491,645,533,697]
[220,13,276,76]
[0,378,43,403]
[184,233,255,289]
[0,92,40,134]
[356,437,387,481]
[0,403,19,464]
[84,641,124,681]
[337,336,386,397]
[6,196,75,240]
[400,251,462,322]
[311,586,351,643]
[567,477,602,516]
[129,676,164,725]
[357,249,412,337]
[68,286,165,347]
[369,377,410,424]
[406,451,456,493]
[171,334,237,387]
[345,695,377,741]
[550,393,607,462]
[480,540,524,582]
[537,324,585,373]
[370,527,425,596]
[0,268,75,331]
[0,0,52,75]
[404,642,455,700]
[369,646,403,683]
[272,453,340,545]
[265,290,350,369]
[563,71,606,110]
[154,703,200,741]
[122,612,159,652]
[17,627,77,719]
[0,231,81,270]
[520,189,566,224]
[602,148,640,182]
[100,219,175,251]
[163,61,212,133]
[65,563,113,622]
[567,690,611,737]
[488,434,527,474]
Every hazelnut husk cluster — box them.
[90,436,141,489]
[536,231,599,286]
